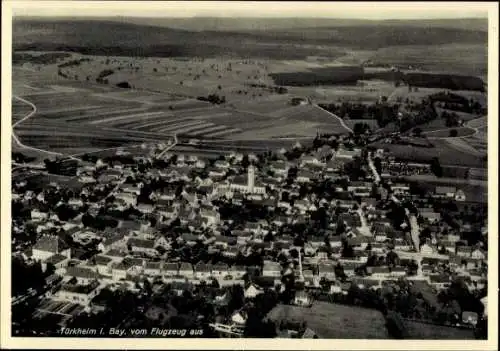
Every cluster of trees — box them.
[57,58,91,68]
[13,52,71,65]
[12,151,36,164]
[11,257,46,296]
[431,92,487,115]
[439,109,462,128]
[196,94,226,105]
[318,101,399,128]
[403,73,485,92]
[116,81,132,89]
[398,99,438,133]
[96,69,114,84]
[353,122,372,136]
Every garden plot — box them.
[202,128,242,138]
[156,120,206,133]
[168,122,216,135]
[89,111,166,125]
[444,138,484,157]
[466,117,487,129]
[190,125,230,136]
[373,140,486,168]
[35,105,105,117]
[425,127,476,138]
[64,106,147,123]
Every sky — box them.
[10,1,490,19]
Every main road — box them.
[12,95,80,161]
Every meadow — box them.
[266,302,388,339]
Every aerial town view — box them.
[8,3,492,342]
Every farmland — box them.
[372,140,486,168]
[404,320,475,339]
[266,302,388,339]
[11,17,487,162]
[425,127,477,138]
[12,54,356,157]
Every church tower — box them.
[247,165,255,193]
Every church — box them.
[217,165,266,196]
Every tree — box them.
[353,122,370,136]
[229,284,245,312]
[430,157,443,177]
[45,263,56,276]
[385,311,408,339]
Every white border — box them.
[1,2,498,350]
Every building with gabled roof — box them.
[32,235,71,261]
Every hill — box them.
[42,16,488,32]
[13,18,487,59]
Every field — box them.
[372,140,486,168]
[12,54,356,157]
[11,17,488,160]
[266,302,388,339]
[425,127,476,138]
[404,175,487,203]
[369,44,487,77]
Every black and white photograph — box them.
[1,1,497,349]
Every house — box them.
[471,248,486,260]
[53,280,102,306]
[300,155,322,167]
[419,210,441,223]
[318,264,335,280]
[44,253,70,272]
[200,209,220,226]
[429,275,451,290]
[137,203,154,214]
[394,239,411,251]
[230,265,247,280]
[144,261,162,277]
[329,236,342,248]
[271,161,289,175]
[462,311,479,326]
[231,310,248,325]
[434,186,456,198]
[347,181,371,196]
[390,266,406,277]
[262,261,281,278]
[211,263,230,280]
[179,262,194,279]
[329,281,342,294]
[370,266,391,279]
[455,189,466,202]
[127,238,157,256]
[456,246,473,258]
[392,183,410,196]
[244,283,263,299]
[103,248,128,261]
[65,265,102,285]
[170,281,193,296]
[99,229,128,252]
[296,170,315,183]
[92,255,113,276]
[214,235,237,249]
[420,243,436,256]
[214,160,230,169]
[32,235,71,261]
[294,200,309,213]
[222,246,240,258]
[342,262,360,277]
[294,290,313,307]
[163,263,179,277]
[179,233,200,246]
